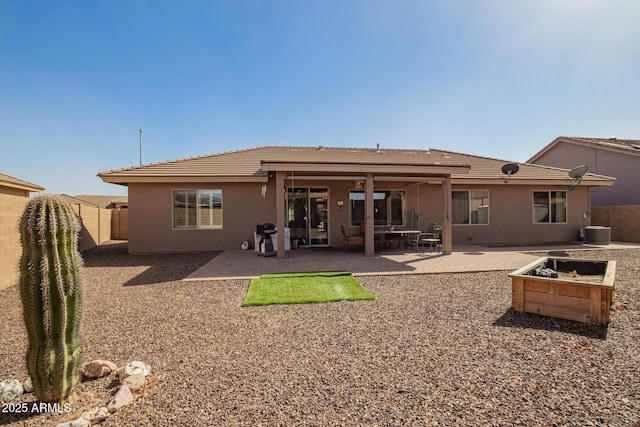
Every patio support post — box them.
[276,171,286,259]
[365,173,375,256]
[443,176,453,255]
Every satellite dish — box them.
[568,165,588,190]
[501,163,520,183]
[568,164,588,179]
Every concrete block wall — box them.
[591,205,640,243]
[0,187,29,290]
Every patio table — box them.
[374,230,423,251]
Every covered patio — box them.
[266,159,471,258]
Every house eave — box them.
[98,175,269,185]
[451,178,615,187]
[261,161,471,176]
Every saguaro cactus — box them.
[19,194,83,403]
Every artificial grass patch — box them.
[242,271,376,306]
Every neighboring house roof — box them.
[528,136,640,163]
[74,195,128,208]
[0,172,45,192]
[59,194,128,208]
[99,145,615,186]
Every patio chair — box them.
[420,224,442,253]
[341,225,364,252]
[360,222,382,248]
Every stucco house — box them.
[0,172,45,290]
[98,145,615,257]
[528,136,640,206]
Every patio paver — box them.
[185,242,640,281]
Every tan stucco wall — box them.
[447,184,590,245]
[0,186,29,290]
[127,180,591,253]
[128,182,279,253]
[533,142,639,205]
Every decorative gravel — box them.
[1,243,639,426]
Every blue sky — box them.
[2,1,639,196]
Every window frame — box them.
[532,190,567,224]
[348,189,407,227]
[173,189,223,230]
[451,189,490,225]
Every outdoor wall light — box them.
[337,200,344,207]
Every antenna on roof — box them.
[501,163,519,183]
[568,165,588,191]
[139,128,144,165]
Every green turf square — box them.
[242,271,376,306]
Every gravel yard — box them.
[1,243,639,426]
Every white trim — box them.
[172,188,223,230]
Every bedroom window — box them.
[533,191,566,223]
[174,190,223,229]
[452,190,489,224]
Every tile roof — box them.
[98,145,615,185]
[73,195,128,208]
[0,172,45,192]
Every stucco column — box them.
[365,173,375,256]
[275,171,286,258]
[442,176,453,255]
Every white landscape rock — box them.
[22,377,33,393]
[117,361,152,381]
[107,384,134,413]
[0,379,24,402]
[69,418,91,427]
[81,406,110,424]
[80,359,118,379]
[122,372,146,391]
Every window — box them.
[533,191,566,223]
[452,190,489,224]
[349,190,406,226]
[174,190,222,229]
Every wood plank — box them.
[509,257,547,277]
[512,278,524,312]
[524,302,590,323]
[551,282,592,298]
[525,291,590,311]
[603,289,612,324]
[603,260,616,288]
[590,287,602,325]
[524,280,551,294]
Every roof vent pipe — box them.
[376,143,381,153]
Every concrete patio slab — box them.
[184,242,640,281]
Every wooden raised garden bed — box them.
[509,257,616,326]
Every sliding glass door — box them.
[287,187,329,247]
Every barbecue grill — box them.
[256,222,276,256]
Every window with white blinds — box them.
[174,190,222,229]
